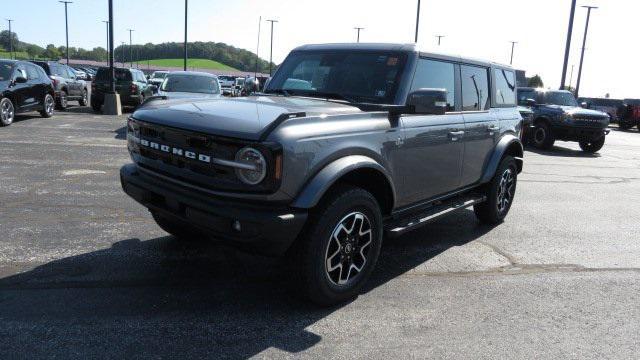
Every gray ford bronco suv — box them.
[121,43,524,305]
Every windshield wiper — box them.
[263,88,291,97]
[286,90,357,103]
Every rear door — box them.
[24,63,44,110]
[10,64,32,110]
[396,57,464,205]
[459,64,497,187]
[64,66,81,97]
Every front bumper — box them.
[120,163,308,256]
[551,124,610,142]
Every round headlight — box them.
[235,147,267,185]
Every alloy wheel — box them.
[1,99,15,125]
[45,95,54,115]
[496,168,515,214]
[325,212,373,286]
[534,126,546,145]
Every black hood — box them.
[132,95,362,140]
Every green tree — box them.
[528,75,544,88]
[25,44,43,59]
[0,30,18,52]
[44,44,61,60]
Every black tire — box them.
[151,212,204,241]
[532,121,555,149]
[91,101,102,113]
[39,93,55,118]
[579,136,605,153]
[291,185,383,306]
[0,97,15,126]
[56,90,68,110]
[79,89,88,106]
[474,156,518,225]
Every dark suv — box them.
[617,99,640,131]
[1,60,55,126]
[121,43,524,305]
[30,61,87,110]
[91,67,155,112]
[518,88,610,153]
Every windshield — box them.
[151,72,168,79]
[0,62,13,81]
[266,50,407,104]
[545,92,579,107]
[161,74,220,94]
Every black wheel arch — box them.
[480,134,523,185]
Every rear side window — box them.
[411,58,456,111]
[494,69,516,106]
[461,65,490,111]
[517,89,537,105]
[95,68,132,81]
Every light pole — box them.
[102,20,109,63]
[59,1,72,64]
[575,6,598,97]
[255,16,261,77]
[183,0,188,71]
[108,0,114,95]
[127,29,134,68]
[414,0,421,43]
[5,19,13,60]
[436,35,445,46]
[560,0,577,90]
[509,41,518,65]
[568,64,575,89]
[354,27,364,43]
[266,19,278,76]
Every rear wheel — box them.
[474,156,518,225]
[532,121,555,149]
[56,90,68,110]
[0,97,15,126]
[39,94,54,118]
[151,212,204,241]
[91,101,102,113]
[579,136,605,153]
[79,89,88,106]
[291,185,383,306]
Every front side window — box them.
[494,69,516,106]
[544,92,579,107]
[26,64,40,80]
[267,50,407,104]
[161,74,220,94]
[461,65,490,111]
[13,65,27,80]
[410,58,456,111]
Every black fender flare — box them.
[480,134,524,184]
[291,155,396,209]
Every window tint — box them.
[494,69,516,106]
[410,59,456,111]
[50,64,66,77]
[26,64,40,80]
[517,89,537,105]
[461,65,490,111]
[14,65,28,80]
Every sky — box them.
[2,0,638,98]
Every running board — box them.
[384,194,486,237]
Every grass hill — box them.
[143,58,238,71]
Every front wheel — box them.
[292,185,383,306]
[0,97,15,126]
[56,90,68,110]
[40,94,54,118]
[474,156,518,225]
[79,89,88,106]
[579,136,605,153]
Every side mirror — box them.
[14,76,28,84]
[580,102,588,108]
[525,98,537,107]
[146,75,151,80]
[148,85,158,93]
[406,88,447,115]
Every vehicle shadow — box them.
[525,145,601,158]
[0,210,493,358]
[114,125,127,140]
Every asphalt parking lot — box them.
[1,108,639,359]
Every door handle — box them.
[487,125,500,132]
[449,131,465,141]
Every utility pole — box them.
[102,20,109,63]
[568,65,575,89]
[436,35,445,46]
[354,27,364,43]
[560,0,577,90]
[510,41,518,65]
[255,16,261,77]
[127,29,134,68]
[183,0,188,71]
[5,19,13,60]
[59,1,72,64]
[575,6,598,97]
[414,0,421,43]
[266,19,278,76]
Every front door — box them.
[395,58,463,206]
